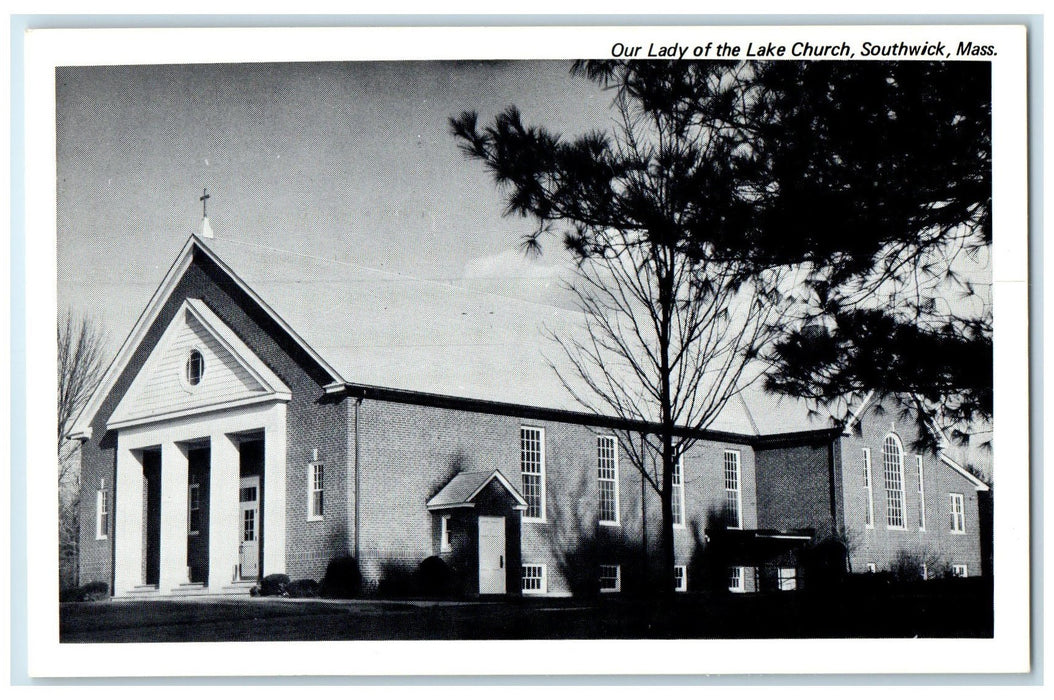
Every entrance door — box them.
[239,476,260,580]
[478,516,506,595]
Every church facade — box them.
[73,233,989,598]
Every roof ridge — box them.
[213,235,584,319]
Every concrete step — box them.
[220,581,256,597]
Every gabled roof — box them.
[426,470,528,511]
[106,298,291,432]
[843,392,990,492]
[71,232,830,441]
[70,234,345,440]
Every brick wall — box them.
[754,440,837,534]
[840,402,984,577]
[351,397,760,595]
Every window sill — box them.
[598,520,621,528]
[95,535,108,541]
[886,525,908,531]
[599,588,620,594]
[306,516,324,523]
[523,517,547,525]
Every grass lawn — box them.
[60,582,992,643]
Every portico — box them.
[112,402,287,595]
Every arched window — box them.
[882,433,906,529]
[185,349,205,386]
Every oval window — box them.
[186,349,205,386]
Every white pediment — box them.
[108,298,291,431]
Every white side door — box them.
[239,476,260,579]
[478,516,506,595]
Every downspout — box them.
[354,396,363,561]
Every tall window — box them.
[950,493,966,533]
[521,427,546,520]
[951,564,968,578]
[671,459,685,527]
[597,436,620,525]
[308,462,324,520]
[863,448,875,528]
[95,479,109,539]
[440,514,452,553]
[916,455,926,530]
[188,482,201,534]
[883,434,906,529]
[724,450,742,528]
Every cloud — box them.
[462,248,567,282]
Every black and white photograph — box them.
[23,24,1030,677]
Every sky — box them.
[54,58,992,473]
[56,60,611,355]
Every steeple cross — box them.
[199,188,210,217]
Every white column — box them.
[113,442,144,595]
[158,441,189,592]
[263,403,287,575]
[208,432,241,590]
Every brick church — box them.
[72,226,989,598]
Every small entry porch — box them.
[426,470,528,597]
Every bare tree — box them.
[453,61,790,594]
[58,310,107,590]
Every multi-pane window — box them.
[883,434,906,529]
[309,463,324,519]
[674,565,687,592]
[188,482,201,534]
[951,564,968,578]
[522,564,546,594]
[599,564,621,592]
[597,436,619,525]
[863,448,874,528]
[671,459,685,527]
[777,567,798,591]
[728,566,745,593]
[916,455,926,530]
[866,562,878,574]
[521,427,546,520]
[724,450,742,528]
[95,480,109,539]
[243,509,256,541]
[950,493,966,533]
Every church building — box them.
[72,226,989,598]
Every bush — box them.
[416,556,459,599]
[255,573,291,597]
[320,555,362,599]
[61,581,110,602]
[285,578,319,598]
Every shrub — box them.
[285,578,319,598]
[257,573,291,597]
[320,555,362,599]
[376,561,416,598]
[416,556,459,599]
[79,581,110,602]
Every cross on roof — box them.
[199,188,210,217]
